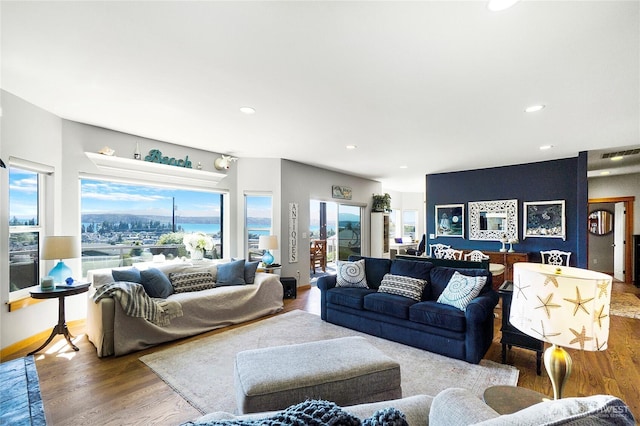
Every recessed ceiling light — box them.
[240,106,256,114]
[487,0,520,12]
[346,145,357,150]
[539,145,553,150]
[610,156,624,161]
[400,165,408,169]
[525,104,546,113]
[600,171,611,176]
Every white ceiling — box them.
[1,1,639,192]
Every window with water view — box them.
[81,179,223,275]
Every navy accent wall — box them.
[425,155,588,267]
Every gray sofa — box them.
[187,388,635,425]
[86,260,284,357]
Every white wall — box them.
[281,160,382,283]
[589,173,640,233]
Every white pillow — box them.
[336,259,368,288]
[378,273,427,301]
[437,271,487,311]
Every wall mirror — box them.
[468,199,518,241]
[588,209,613,236]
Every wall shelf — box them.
[85,152,227,189]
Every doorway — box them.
[309,200,363,284]
[588,196,634,283]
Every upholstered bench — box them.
[233,336,402,414]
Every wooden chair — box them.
[310,240,327,274]
[429,243,451,259]
[440,248,463,260]
[464,250,490,262]
[540,250,571,266]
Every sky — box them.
[8,168,38,221]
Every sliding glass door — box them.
[337,204,362,261]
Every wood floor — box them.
[3,282,639,425]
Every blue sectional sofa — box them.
[317,256,498,364]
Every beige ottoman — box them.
[233,336,402,414]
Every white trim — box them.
[9,156,54,174]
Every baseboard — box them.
[1,319,84,360]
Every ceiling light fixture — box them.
[239,106,256,115]
[400,165,408,169]
[610,155,624,161]
[346,145,357,150]
[539,145,553,150]
[525,104,546,113]
[600,171,610,176]
[487,0,520,12]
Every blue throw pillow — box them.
[437,271,487,311]
[244,261,260,284]
[217,259,246,286]
[139,268,174,298]
[112,268,142,283]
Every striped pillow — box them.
[378,273,427,301]
[168,272,217,293]
[437,271,487,311]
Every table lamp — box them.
[258,235,278,266]
[509,262,612,399]
[42,236,80,284]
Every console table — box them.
[498,281,543,375]
[483,251,529,281]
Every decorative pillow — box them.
[139,267,174,298]
[168,272,216,293]
[112,268,142,283]
[216,259,246,286]
[232,258,260,284]
[336,259,368,288]
[437,271,487,311]
[378,273,427,302]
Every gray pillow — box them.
[232,258,260,284]
[336,259,368,288]
[112,268,142,283]
[169,272,216,293]
[217,259,246,286]
[378,273,427,302]
[139,267,174,298]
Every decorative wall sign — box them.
[332,185,352,200]
[289,202,299,263]
[435,204,464,238]
[468,199,518,241]
[144,149,192,168]
[523,200,566,240]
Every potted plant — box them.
[372,193,391,212]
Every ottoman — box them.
[233,336,402,414]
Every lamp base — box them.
[544,344,572,400]
[262,250,274,267]
[48,260,72,284]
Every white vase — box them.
[191,249,204,260]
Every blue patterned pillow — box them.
[378,273,427,301]
[437,271,487,311]
[336,259,368,288]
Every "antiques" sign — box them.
[144,149,192,169]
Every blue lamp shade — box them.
[258,235,278,267]
[42,236,80,284]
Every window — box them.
[245,194,273,261]
[402,210,418,241]
[9,166,45,295]
[80,179,223,274]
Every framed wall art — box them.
[523,200,566,240]
[332,185,352,200]
[435,204,464,238]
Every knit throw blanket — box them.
[182,400,408,426]
[93,281,183,327]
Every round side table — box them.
[483,385,548,415]
[28,283,90,355]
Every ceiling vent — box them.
[601,148,640,159]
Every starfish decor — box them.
[569,325,594,350]
[563,287,594,316]
[535,293,562,319]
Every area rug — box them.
[140,310,519,415]
[0,356,46,426]
[610,292,640,319]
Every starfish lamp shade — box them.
[42,236,80,284]
[509,262,612,399]
[258,235,278,266]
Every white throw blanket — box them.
[93,281,183,326]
